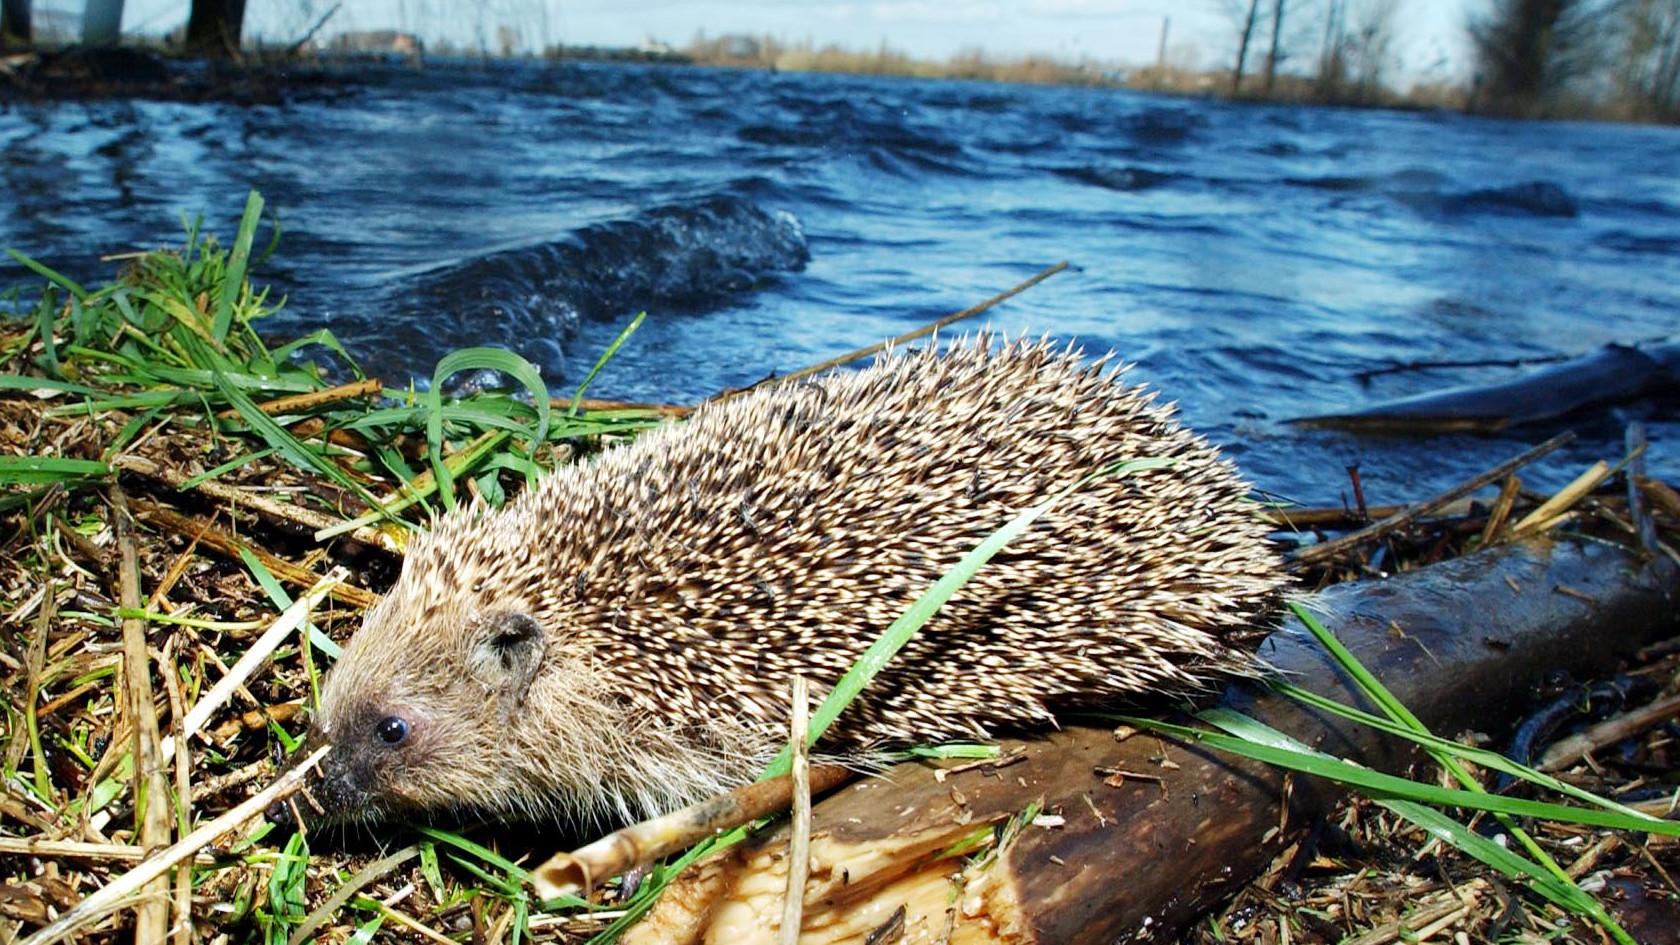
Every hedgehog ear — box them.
[468,612,546,707]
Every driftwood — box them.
[625,536,1679,945]
[1291,341,1680,434]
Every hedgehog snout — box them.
[265,738,377,829]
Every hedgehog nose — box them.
[265,797,298,830]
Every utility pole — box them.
[1156,16,1170,73]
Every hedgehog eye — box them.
[375,716,410,746]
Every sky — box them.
[100,0,1477,85]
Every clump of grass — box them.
[1,188,664,529]
[1119,601,1680,945]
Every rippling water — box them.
[4,59,1677,504]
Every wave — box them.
[376,195,808,380]
[1596,230,1680,255]
[1442,181,1579,218]
[1054,164,1180,192]
[1283,172,1580,219]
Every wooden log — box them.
[1289,341,1680,434]
[627,536,1679,945]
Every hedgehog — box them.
[288,334,1286,829]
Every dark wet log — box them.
[626,536,1679,945]
[1291,341,1680,434]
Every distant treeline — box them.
[674,34,1119,88]
[665,7,1679,123]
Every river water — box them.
[3,60,1677,505]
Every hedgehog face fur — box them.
[289,334,1287,829]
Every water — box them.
[4,59,1678,505]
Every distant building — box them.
[330,30,424,56]
[637,35,673,56]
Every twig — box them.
[1291,432,1575,567]
[532,763,854,899]
[116,453,401,554]
[173,570,343,747]
[147,512,214,610]
[132,498,377,609]
[1510,460,1611,537]
[1639,476,1680,519]
[17,746,330,945]
[214,378,381,421]
[113,484,173,945]
[285,1,343,56]
[286,845,420,945]
[779,677,812,945]
[712,261,1069,402]
[1538,693,1680,773]
[0,838,216,863]
[1625,422,1659,554]
[559,397,692,419]
[161,640,194,945]
[1262,504,1407,529]
[1478,475,1522,547]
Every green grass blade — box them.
[568,312,645,417]
[7,249,87,300]
[0,375,97,395]
[1288,601,1590,910]
[0,456,110,486]
[1379,799,1602,913]
[426,348,550,510]
[1287,600,1426,729]
[236,547,342,660]
[213,371,377,507]
[415,825,529,881]
[213,190,265,342]
[1268,682,1665,824]
[1122,714,1680,835]
[178,447,278,491]
[764,456,1175,780]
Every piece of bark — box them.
[628,536,1679,945]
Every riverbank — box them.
[1,195,1677,945]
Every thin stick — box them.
[778,678,812,945]
[17,746,331,945]
[713,261,1069,402]
[559,397,692,418]
[1291,432,1576,567]
[173,570,343,747]
[113,484,173,945]
[116,454,401,554]
[134,499,377,609]
[1262,504,1411,529]
[1510,460,1611,536]
[1639,476,1680,519]
[1624,423,1659,554]
[0,838,216,862]
[1478,475,1522,547]
[161,641,194,945]
[214,378,382,420]
[532,763,855,899]
[1539,693,1680,773]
